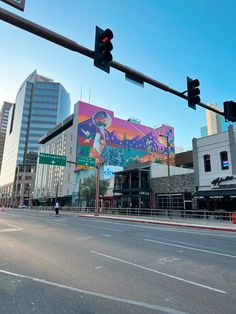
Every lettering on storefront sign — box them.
[212,184,236,189]
[210,195,224,199]
[211,176,235,187]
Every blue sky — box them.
[1,0,236,149]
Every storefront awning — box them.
[194,189,236,199]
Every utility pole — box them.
[159,135,171,209]
[95,166,100,216]
[55,181,59,203]
[166,137,171,209]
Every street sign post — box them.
[39,153,67,166]
[77,156,96,168]
[1,0,25,11]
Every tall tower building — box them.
[0,101,13,133]
[201,103,236,137]
[0,70,70,206]
[205,104,222,135]
[0,102,13,174]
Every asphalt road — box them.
[0,209,236,314]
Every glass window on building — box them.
[157,195,170,209]
[171,194,184,209]
[220,151,229,170]
[203,154,211,172]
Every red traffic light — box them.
[101,29,113,43]
[94,26,114,73]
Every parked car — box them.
[18,204,26,208]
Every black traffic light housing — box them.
[224,101,236,122]
[94,26,113,73]
[187,77,201,110]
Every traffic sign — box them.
[1,0,25,11]
[39,153,67,166]
[77,156,96,167]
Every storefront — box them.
[113,165,151,208]
[152,173,195,210]
[194,189,236,211]
[192,126,236,212]
[155,192,193,210]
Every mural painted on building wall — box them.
[76,101,175,170]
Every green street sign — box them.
[78,156,96,167]
[39,153,67,166]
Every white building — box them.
[193,125,236,210]
[34,114,76,206]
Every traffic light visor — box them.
[187,77,200,89]
[101,29,113,42]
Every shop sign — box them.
[211,176,236,188]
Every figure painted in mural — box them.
[90,111,112,165]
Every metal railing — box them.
[29,206,236,224]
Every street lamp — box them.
[159,135,171,209]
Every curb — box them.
[77,214,236,232]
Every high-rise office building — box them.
[0,70,70,206]
[0,101,13,133]
[201,103,236,137]
[0,102,13,174]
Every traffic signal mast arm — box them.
[0,7,225,118]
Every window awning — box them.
[194,189,236,199]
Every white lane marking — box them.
[0,228,22,233]
[47,221,68,225]
[75,236,92,241]
[102,234,112,237]
[95,266,102,270]
[91,251,226,294]
[0,269,186,314]
[145,239,236,259]
[0,222,23,233]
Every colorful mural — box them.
[76,101,175,170]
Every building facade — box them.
[113,164,151,208]
[0,101,13,133]
[113,163,194,209]
[33,101,178,207]
[152,172,195,210]
[0,70,70,206]
[193,125,236,211]
[34,114,75,206]
[0,102,13,174]
[201,103,236,137]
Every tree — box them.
[154,157,162,164]
[79,175,110,207]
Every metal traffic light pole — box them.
[0,7,225,117]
